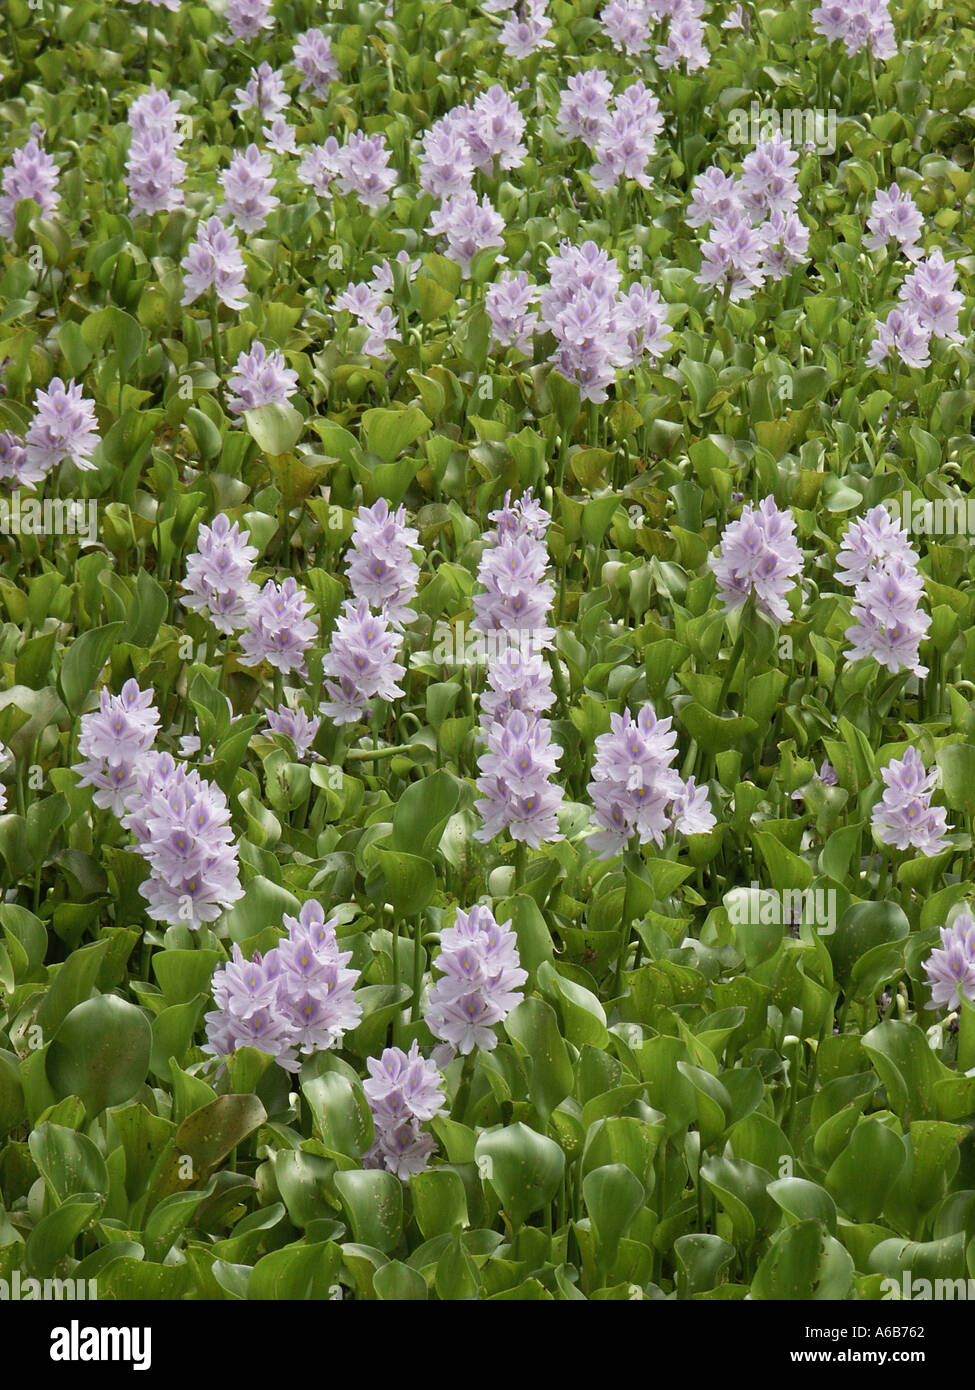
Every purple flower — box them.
[759,209,809,280]
[125,86,185,217]
[418,119,476,199]
[898,248,963,342]
[126,126,186,215]
[297,139,341,197]
[844,559,929,677]
[225,0,273,42]
[73,679,160,813]
[557,69,613,147]
[332,131,398,210]
[924,913,975,1012]
[181,512,260,634]
[220,143,278,233]
[25,377,100,476]
[686,166,744,228]
[344,498,420,628]
[363,1119,438,1178]
[539,240,627,402]
[204,945,298,1071]
[697,214,767,302]
[129,86,185,135]
[275,904,362,1057]
[670,775,717,836]
[464,85,528,172]
[811,0,896,59]
[0,128,60,239]
[427,189,506,278]
[872,746,949,856]
[867,307,932,370]
[181,216,248,310]
[601,0,653,54]
[474,708,565,847]
[364,1039,446,1123]
[292,28,339,95]
[614,281,672,362]
[740,132,800,218]
[263,117,296,155]
[227,341,299,416]
[499,0,554,57]
[835,505,917,588]
[332,274,401,357]
[0,430,46,489]
[472,490,556,644]
[125,758,243,927]
[239,577,318,677]
[425,903,528,1058]
[486,271,539,355]
[864,183,923,262]
[656,11,710,70]
[265,704,320,758]
[709,495,803,624]
[319,599,406,724]
[480,644,554,724]
[233,63,289,119]
[591,81,663,192]
[587,703,711,857]
[722,4,748,29]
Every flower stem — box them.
[209,288,225,410]
[411,913,424,1023]
[451,1050,475,1121]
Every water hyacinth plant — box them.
[1,0,975,1327]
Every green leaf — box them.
[674,1233,737,1297]
[504,996,574,1122]
[824,1118,906,1222]
[301,1067,373,1161]
[861,1020,950,1124]
[362,405,431,463]
[936,744,975,814]
[146,1095,267,1211]
[767,1177,837,1234]
[583,1164,645,1266]
[828,900,909,980]
[410,1168,469,1240]
[390,770,462,860]
[36,938,111,1037]
[751,1220,854,1300]
[373,847,436,918]
[28,1122,109,1201]
[474,1123,565,1231]
[58,623,126,717]
[46,993,151,1117]
[334,1170,404,1253]
[249,1240,342,1300]
[244,402,304,455]
[547,369,580,438]
[678,703,757,754]
[24,1193,105,1277]
[142,1181,217,1263]
[374,1259,428,1300]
